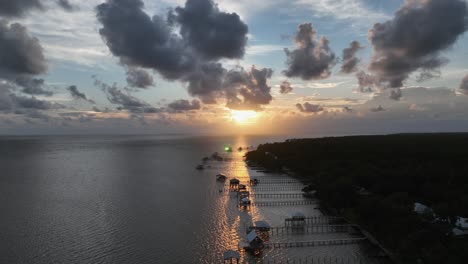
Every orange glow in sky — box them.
[229,110,259,125]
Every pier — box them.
[247,200,317,207]
[263,238,367,249]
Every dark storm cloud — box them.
[280,81,293,94]
[0,0,42,17]
[171,0,248,60]
[283,23,336,80]
[168,99,201,111]
[104,85,161,113]
[126,68,154,88]
[67,85,95,104]
[224,67,273,110]
[296,102,324,113]
[459,74,468,95]
[341,41,363,74]
[368,0,468,88]
[0,21,47,78]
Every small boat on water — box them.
[196,164,204,170]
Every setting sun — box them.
[229,110,259,124]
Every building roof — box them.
[255,220,271,229]
[452,227,468,236]
[223,250,240,260]
[247,230,259,242]
[456,217,468,229]
[414,202,432,214]
[241,197,250,203]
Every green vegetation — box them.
[245,133,468,263]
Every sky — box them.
[1,0,468,136]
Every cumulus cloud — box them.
[283,23,336,80]
[279,80,293,94]
[171,0,248,60]
[168,99,201,111]
[97,0,248,79]
[67,85,95,104]
[355,70,377,93]
[459,74,468,95]
[126,68,154,88]
[341,41,363,73]
[296,102,324,113]
[0,20,47,78]
[224,66,273,110]
[96,0,267,109]
[368,0,468,88]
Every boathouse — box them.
[223,250,240,263]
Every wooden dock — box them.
[285,216,346,226]
[249,200,317,207]
[251,186,304,192]
[269,224,357,235]
[263,237,367,249]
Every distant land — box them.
[246,133,468,263]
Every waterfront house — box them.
[230,178,240,188]
[247,230,264,249]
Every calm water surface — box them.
[0,135,381,263]
[0,135,284,263]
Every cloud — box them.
[100,82,161,113]
[459,74,468,95]
[296,102,324,113]
[171,0,248,60]
[96,0,273,110]
[370,105,385,112]
[96,0,248,79]
[168,99,201,111]
[224,66,274,110]
[15,77,53,96]
[0,0,42,17]
[56,0,76,11]
[67,85,95,104]
[341,41,363,74]
[0,20,47,78]
[280,80,293,94]
[368,0,468,88]
[126,68,154,88]
[0,0,78,17]
[355,70,377,93]
[283,23,336,80]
